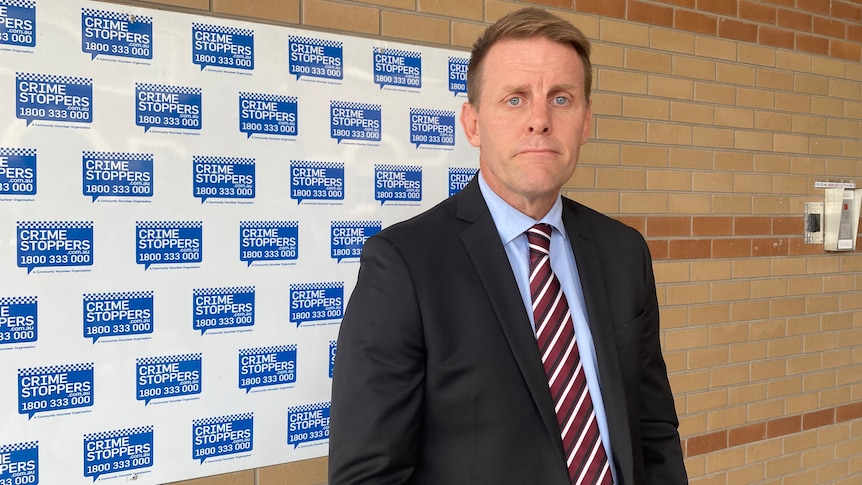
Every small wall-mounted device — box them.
[823,188,862,251]
[804,201,824,245]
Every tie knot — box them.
[527,224,552,252]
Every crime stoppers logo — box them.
[448,56,468,96]
[330,220,380,262]
[0,442,38,485]
[135,83,201,132]
[193,156,255,202]
[16,73,92,126]
[238,345,296,393]
[0,296,36,346]
[0,0,35,48]
[373,48,420,90]
[83,291,153,343]
[330,101,380,144]
[287,403,329,448]
[83,151,153,201]
[193,287,254,335]
[290,282,343,327]
[136,221,202,269]
[192,23,253,71]
[18,362,94,419]
[17,221,93,273]
[83,426,153,481]
[239,92,297,138]
[136,353,202,405]
[192,413,252,463]
[289,36,342,81]
[448,167,477,197]
[409,108,455,148]
[290,161,344,204]
[240,221,297,265]
[81,8,152,60]
[0,147,36,196]
[375,164,421,204]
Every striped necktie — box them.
[527,224,612,485]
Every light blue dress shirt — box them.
[478,175,617,482]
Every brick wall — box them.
[103,1,862,484]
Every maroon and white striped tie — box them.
[527,224,612,485]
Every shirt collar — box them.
[478,172,566,244]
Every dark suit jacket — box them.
[329,177,687,484]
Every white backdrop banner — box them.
[0,0,477,483]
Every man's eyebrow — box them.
[498,83,582,93]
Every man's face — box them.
[461,37,592,218]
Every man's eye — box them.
[507,97,522,106]
[552,96,569,105]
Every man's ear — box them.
[460,102,481,148]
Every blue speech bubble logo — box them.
[373,48,421,90]
[192,23,254,72]
[16,74,93,126]
[374,165,422,205]
[289,36,343,81]
[135,83,202,133]
[17,221,94,273]
[238,345,296,393]
[290,282,344,327]
[287,403,330,448]
[448,56,469,96]
[19,364,94,418]
[82,9,153,62]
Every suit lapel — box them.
[456,178,565,453]
[562,202,635,484]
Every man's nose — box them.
[527,102,550,134]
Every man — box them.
[329,7,687,485]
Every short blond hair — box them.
[466,7,592,106]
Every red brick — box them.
[685,430,728,456]
[752,237,789,256]
[836,402,862,422]
[669,239,711,259]
[848,23,862,43]
[735,217,771,236]
[832,0,862,21]
[830,39,862,61]
[653,0,695,7]
[615,216,646,234]
[796,33,830,55]
[728,423,766,447]
[692,217,733,236]
[627,0,674,27]
[646,239,669,260]
[766,415,801,438]
[740,0,777,24]
[718,18,758,42]
[712,239,752,258]
[761,0,794,6]
[647,216,691,237]
[813,17,847,39]
[773,216,802,235]
[675,9,718,35]
[696,0,737,16]
[788,237,823,255]
[777,9,812,32]
[576,0,625,18]
[797,0,831,15]
[802,409,835,430]
[759,25,795,49]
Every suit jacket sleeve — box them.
[328,234,424,484]
[634,235,687,484]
